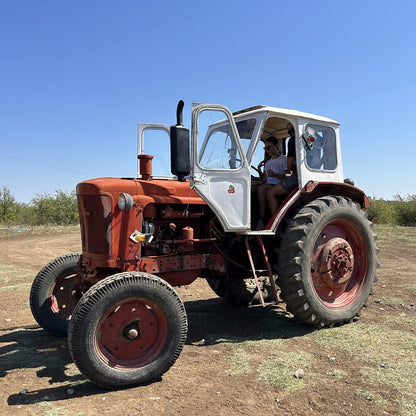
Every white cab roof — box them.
[233,105,340,125]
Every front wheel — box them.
[30,253,82,336]
[276,196,378,327]
[68,272,188,388]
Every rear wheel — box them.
[68,272,187,388]
[276,196,378,327]
[30,253,82,336]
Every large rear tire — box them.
[276,196,378,327]
[30,253,82,336]
[68,272,187,388]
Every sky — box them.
[1,0,415,203]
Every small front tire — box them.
[30,253,82,336]
[68,272,188,388]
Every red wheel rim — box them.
[96,298,168,368]
[311,219,368,308]
[50,274,81,320]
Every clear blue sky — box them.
[1,0,415,203]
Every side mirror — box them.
[170,100,190,181]
[302,126,316,150]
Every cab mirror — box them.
[302,126,316,150]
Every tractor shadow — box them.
[184,297,314,346]
[1,326,105,406]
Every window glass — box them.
[236,118,256,155]
[198,109,242,170]
[142,128,172,176]
[304,124,337,171]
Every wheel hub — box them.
[122,322,141,341]
[319,237,354,288]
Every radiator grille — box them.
[78,195,112,255]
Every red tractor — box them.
[30,101,378,388]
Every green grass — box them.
[0,263,34,284]
[257,351,313,391]
[376,296,405,308]
[0,224,80,240]
[312,322,416,367]
[313,322,416,415]
[326,368,347,380]
[35,401,87,416]
[228,350,251,376]
[354,388,387,406]
[0,282,32,291]
[374,224,416,248]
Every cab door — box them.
[190,104,251,232]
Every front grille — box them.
[78,195,112,255]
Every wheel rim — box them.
[311,219,368,308]
[96,298,168,368]
[50,274,81,320]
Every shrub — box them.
[0,187,78,226]
[367,198,398,225]
[30,190,79,226]
[394,194,416,227]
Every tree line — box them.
[366,194,416,227]
[1,185,416,227]
[0,186,78,226]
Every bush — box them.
[0,187,79,226]
[367,195,416,226]
[30,190,79,226]
[395,194,416,227]
[367,198,398,225]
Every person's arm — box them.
[267,169,286,179]
[285,156,294,176]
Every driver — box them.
[264,124,298,224]
[254,136,287,230]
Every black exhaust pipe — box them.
[170,100,190,181]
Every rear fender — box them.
[268,181,369,233]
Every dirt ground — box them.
[0,226,415,416]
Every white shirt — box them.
[265,156,287,185]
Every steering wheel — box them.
[251,160,265,181]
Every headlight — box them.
[118,193,134,211]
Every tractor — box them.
[30,101,378,388]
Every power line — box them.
[0,153,89,175]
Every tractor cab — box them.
[138,102,344,233]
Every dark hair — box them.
[265,136,278,145]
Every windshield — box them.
[198,115,257,170]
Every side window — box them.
[198,110,242,170]
[140,128,172,176]
[304,124,337,171]
[236,118,257,156]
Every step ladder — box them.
[244,235,279,307]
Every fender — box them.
[268,181,369,233]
